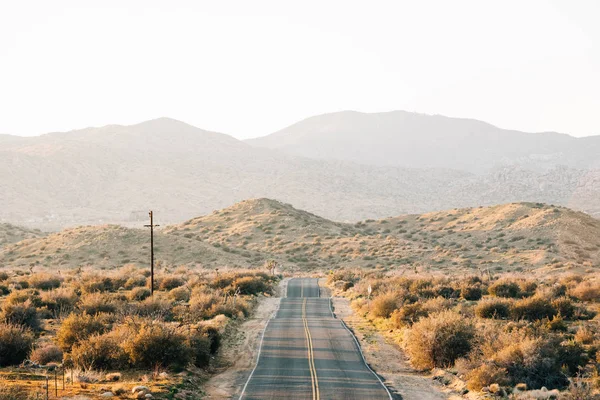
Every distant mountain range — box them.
[1,112,599,229]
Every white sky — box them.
[0,0,598,139]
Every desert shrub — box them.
[210,274,235,290]
[129,287,152,301]
[124,275,147,289]
[0,272,8,281]
[169,286,191,302]
[434,285,457,299]
[200,325,221,354]
[30,344,63,365]
[122,322,190,369]
[80,275,115,293]
[551,297,576,319]
[187,331,211,368]
[466,363,509,391]
[475,298,511,319]
[405,310,475,369]
[510,296,556,321]
[40,288,78,316]
[28,273,62,291]
[159,276,185,291]
[0,285,8,296]
[189,292,220,319]
[56,312,106,351]
[233,276,269,295]
[0,323,34,366]
[71,333,128,370]
[130,297,173,321]
[518,281,537,297]
[370,293,399,318]
[569,281,600,302]
[5,289,42,307]
[574,326,595,345]
[390,303,428,328]
[488,280,521,298]
[460,285,483,301]
[491,336,585,389]
[1,300,40,330]
[78,293,117,315]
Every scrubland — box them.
[328,269,600,399]
[0,265,278,399]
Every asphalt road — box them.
[240,278,392,399]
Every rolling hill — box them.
[4,199,596,276]
[1,115,600,230]
[247,110,600,173]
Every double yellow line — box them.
[302,294,320,399]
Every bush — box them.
[488,280,521,298]
[492,337,578,389]
[1,300,40,330]
[159,276,185,291]
[41,289,78,316]
[370,293,399,318]
[5,289,42,307]
[71,333,128,370]
[405,311,475,369]
[466,363,509,391]
[475,299,510,319]
[124,275,147,289]
[233,276,269,295]
[569,281,600,302]
[131,298,173,320]
[551,297,576,320]
[28,273,61,290]
[30,344,63,365]
[129,287,152,301]
[188,331,211,368]
[0,272,9,281]
[460,285,483,301]
[56,313,106,351]
[169,286,191,302]
[0,323,34,366]
[78,293,117,315]
[123,322,190,369]
[510,296,556,321]
[391,303,428,328]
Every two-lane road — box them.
[240,278,392,399]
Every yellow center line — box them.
[302,297,320,400]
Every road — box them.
[240,278,393,399]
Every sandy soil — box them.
[203,278,289,399]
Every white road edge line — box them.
[238,290,283,399]
[329,297,394,400]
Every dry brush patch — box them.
[328,268,600,398]
[0,265,279,399]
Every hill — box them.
[0,223,44,249]
[0,224,258,270]
[2,116,600,229]
[1,200,599,275]
[247,110,600,173]
[165,200,600,275]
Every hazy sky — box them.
[1,0,598,138]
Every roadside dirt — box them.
[203,278,288,399]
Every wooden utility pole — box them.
[144,211,160,296]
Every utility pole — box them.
[144,211,160,296]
